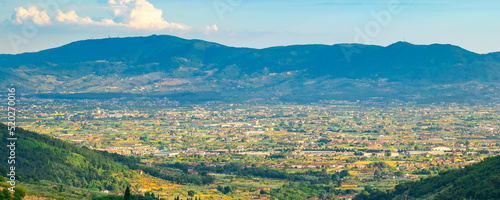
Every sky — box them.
[0,0,499,54]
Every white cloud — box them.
[56,10,94,24]
[11,0,189,31]
[13,7,51,25]
[100,18,118,26]
[55,10,119,26]
[203,24,218,34]
[111,0,189,30]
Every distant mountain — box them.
[1,35,500,103]
[354,156,500,200]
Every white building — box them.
[432,147,452,151]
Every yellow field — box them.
[354,161,373,165]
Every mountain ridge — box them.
[2,36,497,57]
[2,36,492,67]
[1,35,500,103]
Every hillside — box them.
[354,156,500,200]
[0,123,138,193]
[1,35,500,103]
[0,123,218,199]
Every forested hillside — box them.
[355,156,500,200]
[0,123,138,192]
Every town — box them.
[4,97,500,199]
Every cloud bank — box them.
[12,0,189,31]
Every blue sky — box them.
[1,0,499,54]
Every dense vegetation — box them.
[139,165,215,185]
[94,187,202,200]
[93,193,159,200]
[0,185,26,200]
[270,182,337,200]
[163,162,345,199]
[0,124,137,192]
[164,162,338,185]
[0,124,220,196]
[355,156,500,200]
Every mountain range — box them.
[1,35,500,103]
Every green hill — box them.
[354,156,500,200]
[0,123,138,192]
[0,123,216,199]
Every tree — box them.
[395,171,403,177]
[2,189,10,200]
[325,194,336,200]
[223,186,232,194]
[217,185,224,193]
[111,184,121,192]
[13,186,26,200]
[340,169,350,178]
[478,149,489,154]
[188,190,195,197]
[124,186,131,200]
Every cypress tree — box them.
[124,186,131,200]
